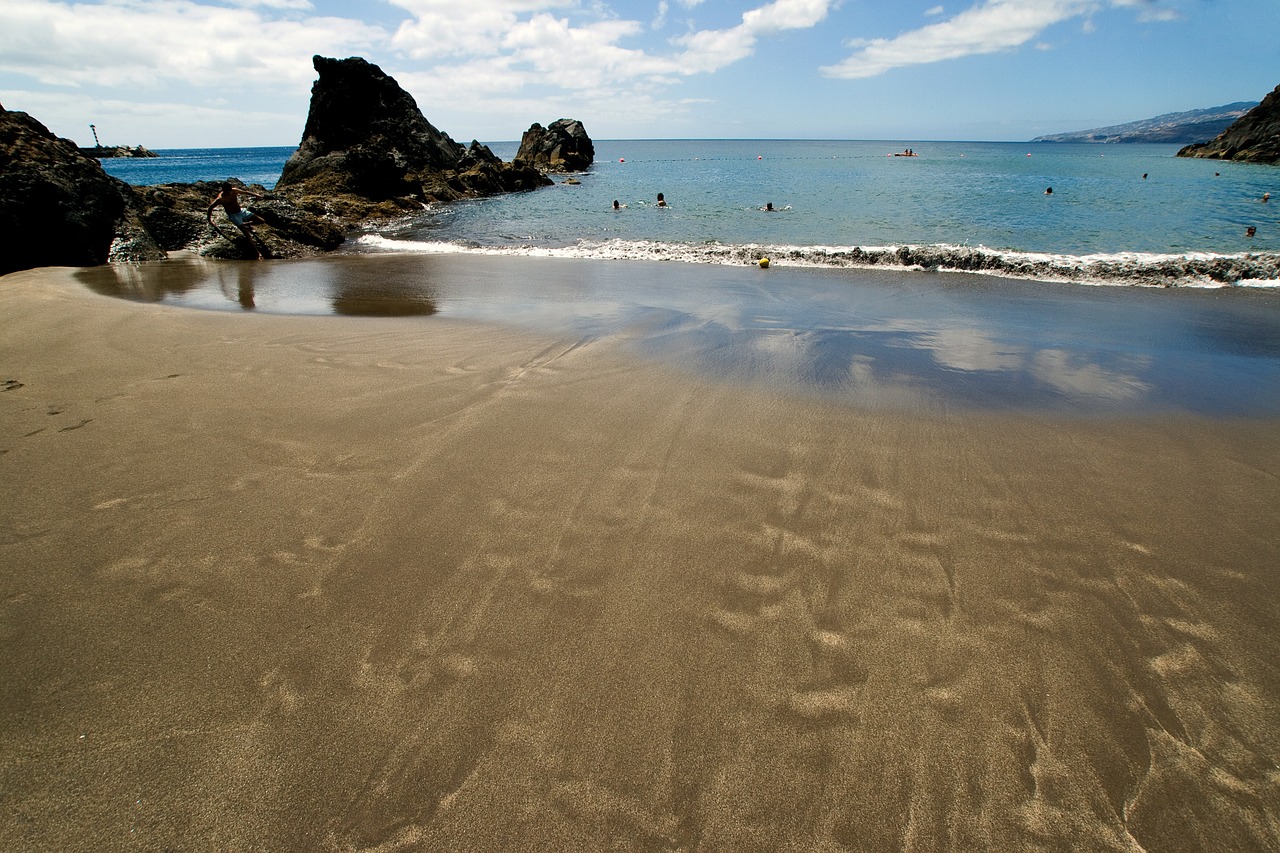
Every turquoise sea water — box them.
[100,140,1280,270]
[99,146,295,191]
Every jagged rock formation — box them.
[0,106,144,275]
[516,119,595,172]
[277,55,549,204]
[127,180,346,261]
[1178,85,1280,164]
[1032,102,1257,145]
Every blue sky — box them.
[1,0,1276,148]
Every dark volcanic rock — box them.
[516,119,595,172]
[130,180,347,260]
[0,106,131,275]
[278,55,549,204]
[80,145,158,159]
[1178,84,1280,164]
[278,56,465,199]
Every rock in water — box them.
[1178,84,1280,164]
[277,55,549,203]
[516,119,595,172]
[0,106,132,275]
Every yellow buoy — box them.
[759,257,770,269]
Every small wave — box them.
[355,234,1280,289]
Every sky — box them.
[1,0,1277,148]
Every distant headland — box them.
[77,123,157,158]
[1031,101,1258,145]
[78,144,157,159]
[1178,83,1280,164]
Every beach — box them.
[3,259,1279,851]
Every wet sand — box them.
[2,261,1279,851]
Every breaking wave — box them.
[355,234,1280,289]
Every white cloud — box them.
[224,0,313,9]
[653,0,668,29]
[822,0,1099,79]
[819,0,1178,80]
[1,87,296,147]
[673,0,832,74]
[1110,0,1182,22]
[925,5,945,15]
[0,0,384,89]
[389,0,575,59]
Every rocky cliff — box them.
[0,106,141,275]
[277,55,550,204]
[1178,84,1280,164]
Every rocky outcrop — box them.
[0,106,133,275]
[1178,84,1280,164]
[127,180,346,261]
[277,55,549,204]
[2,55,572,272]
[79,145,158,159]
[516,119,595,172]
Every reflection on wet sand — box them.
[77,256,438,318]
[75,253,1280,415]
[331,282,436,317]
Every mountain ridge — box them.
[1031,102,1258,144]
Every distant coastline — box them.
[78,144,157,159]
[1031,101,1258,145]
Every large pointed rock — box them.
[277,56,549,203]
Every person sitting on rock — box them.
[207,181,269,258]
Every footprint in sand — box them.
[787,627,870,720]
[58,419,94,432]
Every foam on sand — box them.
[357,233,1280,288]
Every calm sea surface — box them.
[100,139,1280,261]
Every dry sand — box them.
[2,264,1279,852]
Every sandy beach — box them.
[3,260,1279,852]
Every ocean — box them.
[99,140,1280,285]
[86,140,1280,414]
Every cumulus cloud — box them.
[820,0,1177,79]
[0,0,384,89]
[389,0,576,59]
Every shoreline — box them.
[3,267,1279,851]
[71,250,1280,417]
[351,235,1280,289]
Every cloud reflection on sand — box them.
[75,252,1280,415]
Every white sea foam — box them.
[355,234,1280,289]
